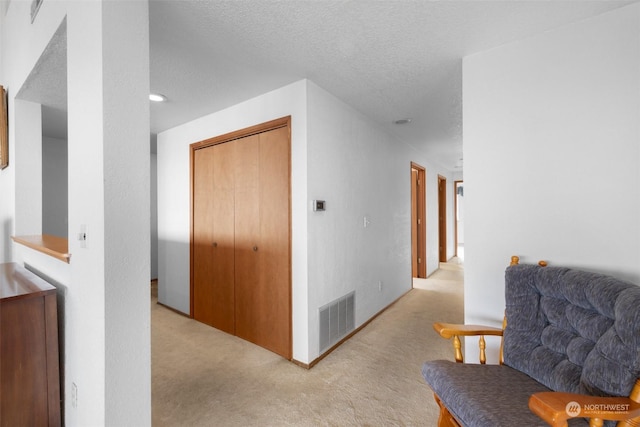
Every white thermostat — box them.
[313,200,326,211]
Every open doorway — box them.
[410,163,426,278]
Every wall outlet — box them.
[71,382,78,408]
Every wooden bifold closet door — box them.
[191,118,291,360]
[193,141,235,334]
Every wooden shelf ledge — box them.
[11,234,71,263]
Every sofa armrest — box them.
[433,322,503,364]
[529,392,640,427]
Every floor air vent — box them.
[319,292,355,353]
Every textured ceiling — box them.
[17,1,638,170]
[17,19,68,141]
[149,0,637,170]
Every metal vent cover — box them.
[319,292,355,353]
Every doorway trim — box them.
[411,162,426,278]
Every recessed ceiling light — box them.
[149,93,166,102]
[394,118,412,125]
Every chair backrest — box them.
[502,264,640,397]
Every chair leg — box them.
[434,394,462,427]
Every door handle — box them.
[213,242,217,248]
[253,246,258,252]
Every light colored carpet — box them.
[152,260,463,426]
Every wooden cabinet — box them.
[0,263,61,427]
[191,118,291,359]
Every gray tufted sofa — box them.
[422,261,640,427]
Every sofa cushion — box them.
[421,360,588,427]
[503,265,640,397]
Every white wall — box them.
[157,80,309,360]
[15,99,43,235]
[158,79,455,364]
[100,2,151,424]
[0,0,67,262]
[463,3,640,362]
[306,81,452,358]
[43,135,68,237]
[2,1,151,425]
[151,152,158,280]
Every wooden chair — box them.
[426,256,640,427]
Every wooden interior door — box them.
[257,126,291,358]
[234,134,261,345]
[411,163,426,278]
[210,142,236,333]
[438,175,447,263]
[411,169,418,277]
[234,127,291,359]
[193,144,235,334]
[193,146,216,327]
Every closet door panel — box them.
[193,147,216,326]
[193,143,235,334]
[257,127,291,359]
[234,134,261,344]
[210,142,235,334]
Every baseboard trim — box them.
[291,358,310,369]
[296,288,412,370]
[156,301,190,318]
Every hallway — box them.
[151,261,464,426]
